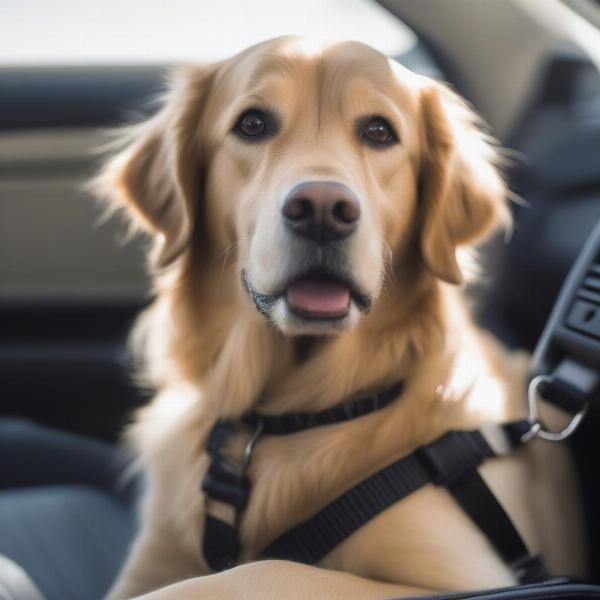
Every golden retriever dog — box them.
[95,37,585,599]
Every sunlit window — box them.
[2,0,416,65]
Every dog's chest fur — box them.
[131,340,527,588]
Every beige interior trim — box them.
[0,128,107,167]
[0,127,148,302]
[379,0,600,139]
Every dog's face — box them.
[100,37,507,337]
[203,39,425,335]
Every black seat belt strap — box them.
[538,358,599,414]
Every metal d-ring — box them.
[241,417,264,472]
[525,375,588,442]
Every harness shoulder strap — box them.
[262,450,431,564]
[260,421,548,584]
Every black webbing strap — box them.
[539,358,599,414]
[260,421,548,584]
[243,380,404,435]
[203,515,241,572]
[447,470,548,584]
[202,381,405,570]
[261,450,431,563]
[415,423,548,582]
[202,421,255,571]
[202,415,548,584]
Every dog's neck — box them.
[226,285,453,419]
[261,279,450,415]
[153,259,461,420]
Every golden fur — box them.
[94,37,584,599]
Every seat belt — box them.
[528,221,600,440]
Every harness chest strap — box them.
[201,390,548,584]
[201,381,404,569]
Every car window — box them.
[1,0,416,65]
[561,0,600,29]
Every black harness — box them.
[201,381,549,584]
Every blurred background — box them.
[4,0,599,441]
[1,1,600,598]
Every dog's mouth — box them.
[242,268,371,323]
[286,277,351,319]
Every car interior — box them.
[1,0,600,598]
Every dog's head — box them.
[97,37,508,337]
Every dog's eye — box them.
[233,109,277,141]
[238,111,265,136]
[359,117,398,148]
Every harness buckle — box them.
[241,416,264,472]
[524,375,588,443]
[202,417,264,509]
[416,431,487,486]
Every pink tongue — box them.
[286,280,350,317]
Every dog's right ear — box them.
[93,65,215,268]
[418,82,509,285]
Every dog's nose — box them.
[282,181,361,242]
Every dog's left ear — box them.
[418,82,510,285]
[93,65,215,269]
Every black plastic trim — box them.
[0,65,166,130]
